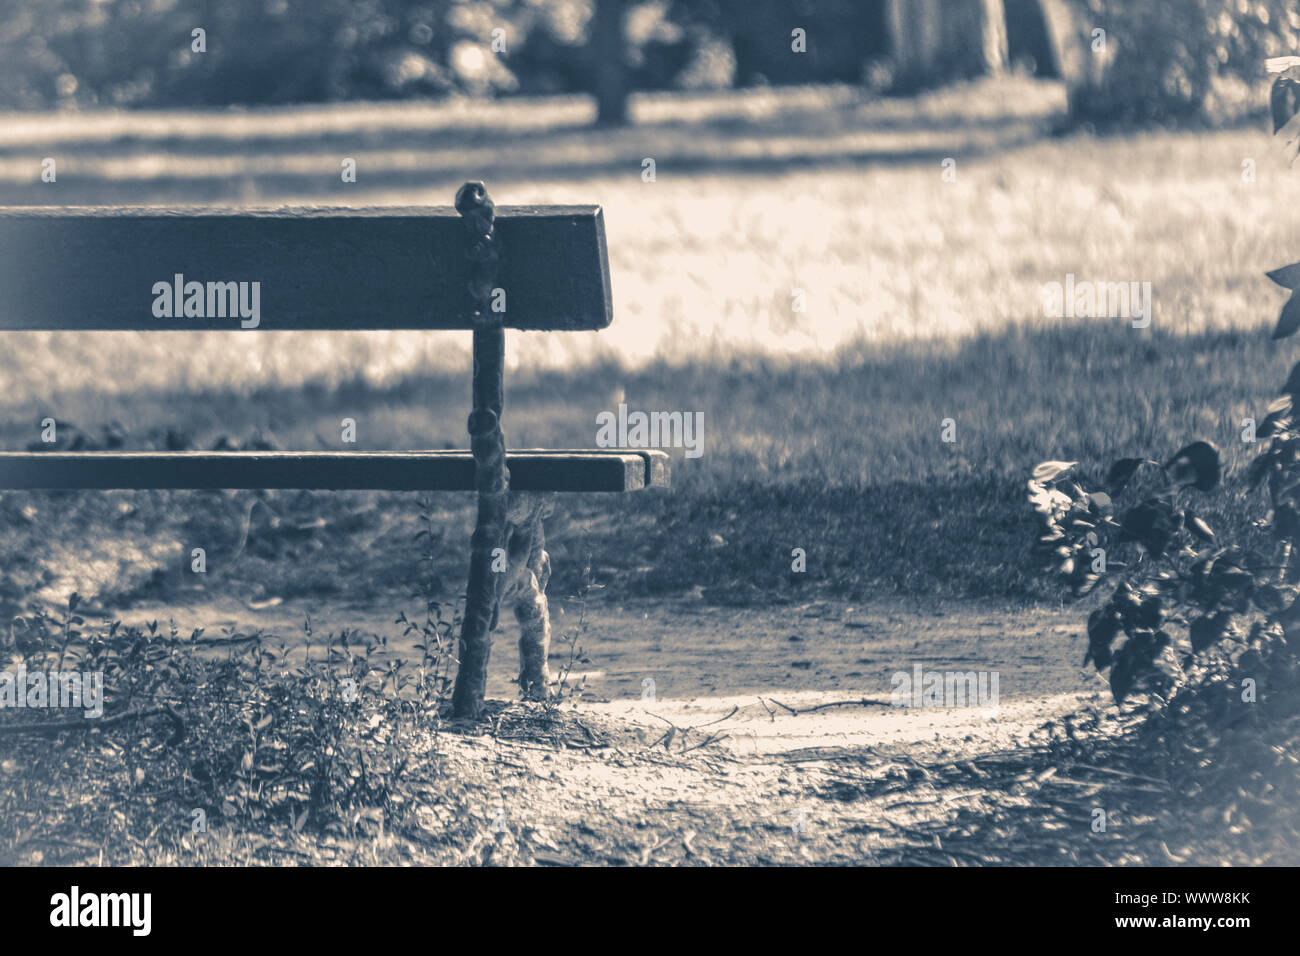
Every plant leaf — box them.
[1258,415,1289,440]
[1284,362,1300,397]
[1253,584,1287,614]
[1164,441,1220,491]
[1266,262,1300,289]
[1106,457,1145,495]
[1189,613,1231,653]
[1031,460,1077,483]
[1108,632,1170,705]
[1267,56,1300,75]
[1119,500,1177,557]
[1246,453,1273,490]
[1273,289,1300,339]
[1270,68,1300,134]
[1185,511,1215,543]
[1084,608,1121,670]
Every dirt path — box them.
[101,592,1113,864]
[403,684,1115,866]
[116,592,1101,704]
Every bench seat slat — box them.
[0,449,669,493]
[0,205,612,331]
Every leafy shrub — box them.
[0,496,473,861]
[1024,73,1300,855]
[1033,64,1300,712]
[0,0,559,109]
[0,0,737,111]
[0,590,464,854]
[1066,0,1300,126]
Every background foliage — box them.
[1065,0,1300,125]
[0,0,886,110]
[8,0,1300,128]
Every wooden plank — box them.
[0,450,664,492]
[508,449,670,488]
[0,205,612,331]
[636,449,671,488]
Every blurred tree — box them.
[24,0,1292,127]
[1004,0,1061,77]
[0,0,532,109]
[671,0,888,87]
[1060,0,1300,126]
[887,0,1007,91]
[589,0,629,125]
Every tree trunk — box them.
[887,0,1006,91]
[1034,0,1115,122]
[589,0,629,126]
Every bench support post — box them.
[451,182,510,720]
[451,324,509,719]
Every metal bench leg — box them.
[450,181,507,720]
[449,376,507,720]
[505,494,554,699]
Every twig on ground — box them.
[765,696,890,716]
[678,733,729,755]
[0,704,185,745]
[1068,763,1170,787]
[637,833,667,865]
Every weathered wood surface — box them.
[0,205,611,331]
[0,449,669,492]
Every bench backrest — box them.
[0,205,611,331]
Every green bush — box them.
[0,0,576,109]
[0,588,461,851]
[1020,63,1300,864]
[1066,0,1300,125]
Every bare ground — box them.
[426,689,1115,866]
[115,593,1096,703]
[67,593,1139,866]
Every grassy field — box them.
[0,319,1291,618]
[10,76,1295,393]
[4,80,1300,868]
[0,77,1297,612]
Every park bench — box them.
[0,182,669,719]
